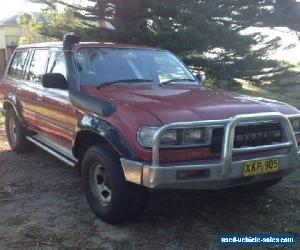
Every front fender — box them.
[2,94,24,124]
[73,115,137,159]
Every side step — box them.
[26,135,78,167]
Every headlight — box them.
[161,129,179,145]
[137,127,159,147]
[291,119,300,134]
[183,128,208,144]
[137,126,211,148]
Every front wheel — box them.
[81,145,147,224]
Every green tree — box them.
[18,13,41,44]
[30,0,300,82]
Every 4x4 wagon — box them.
[0,35,300,224]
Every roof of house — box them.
[0,12,41,26]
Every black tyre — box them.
[5,109,30,153]
[81,145,147,224]
[242,177,282,191]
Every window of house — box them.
[27,49,49,83]
[8,50,29,78]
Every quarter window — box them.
[8,50,29,78]
[27,49,49,83]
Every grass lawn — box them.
[234,81,300,109]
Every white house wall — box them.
[0,29,5,49]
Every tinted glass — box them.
[75,48,196,86]
[47,50,67,78]
[8,50,29,78]
[27,49,49,83]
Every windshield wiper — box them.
[96,79,153,89]
[161,79,197,85]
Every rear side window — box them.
[8,50,29,78]
[27,49,49,83]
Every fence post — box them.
[0,49,6,77]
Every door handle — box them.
[37,95,43,101]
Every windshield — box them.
[75,47,196,86]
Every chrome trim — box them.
[27,136,77,167]
[32,134,76,160]
[232,142,293,154]
[237,120,278,126]
[121,153,300,189]
[152,112,300,176]
[122,112,300,189]
[289,116,300,135]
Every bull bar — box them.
[121,112,300,189]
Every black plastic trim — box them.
[3,94,25,124]
[63,34,116,117]
[74,116,137,159]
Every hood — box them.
[82,84,299,125]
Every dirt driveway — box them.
[0,117,299,249]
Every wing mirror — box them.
[42,73,68,90]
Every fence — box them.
[0,47,15,77]
[0,49,6,77]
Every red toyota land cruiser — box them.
[0,35,300,224]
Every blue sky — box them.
[0,0,44,19]
[1,0,299,63]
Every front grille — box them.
[211,122,283,153]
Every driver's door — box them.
[28,48,72,148]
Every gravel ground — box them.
[0,115,299,249]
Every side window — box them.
[47,50,67,78]
[8,50,29,78]
[27,49,49,83]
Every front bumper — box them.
[121,112,300,190]
[121,153,300,189]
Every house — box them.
[0,13,24,49]
[0,12,43,75]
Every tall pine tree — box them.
[31,0,300,82]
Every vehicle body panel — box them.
[1,76,37,129]
[34,85,71,148]
[82,84,298,124]
[0,41,299,191]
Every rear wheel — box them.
[81,145,147,224]
[5,109,31,153]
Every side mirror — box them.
[42,73,68,90]
[195,72,206,85]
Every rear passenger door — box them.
[7,49,37,129]
[31,48,72,148]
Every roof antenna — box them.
[63,34,80,51]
